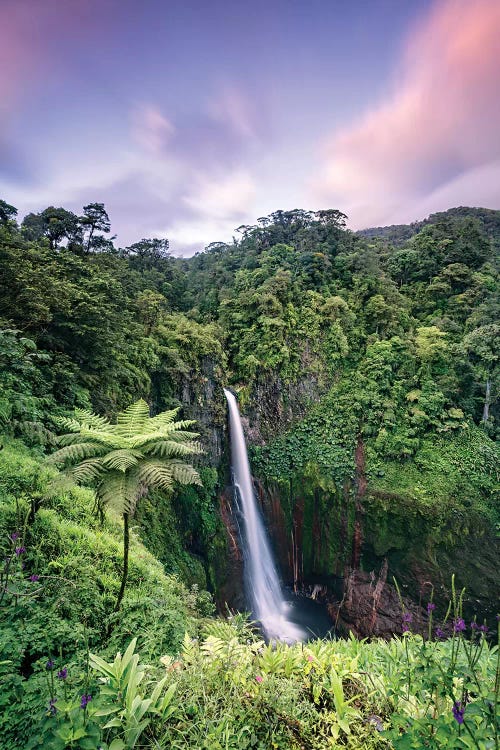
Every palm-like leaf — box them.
[50,399,203,517]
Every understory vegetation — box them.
[0,199,499,747]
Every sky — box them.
[1,0,499,255]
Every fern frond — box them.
[71,459,104,483]
[77,428,126,450]
[148,440,203,458]
[97,472,129,514]
[56,432,92,447]
[73,409,112,431]
[49,442,106,466]
[170,420,198,432]
[134,461,174,491]
[129,426,199,449]
[147,408,180,428]
[55,416,84,433]
[101,449,143,472]
[202,619,241,642]
[115,399,150,438]
[170,461,202,486]
[166,430,200,441]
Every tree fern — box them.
[50,399,203,610]
[135,460,175,492]
[71,458,104,483]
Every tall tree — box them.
[80,202,111,252]
[50,400,202,610]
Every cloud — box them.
[208,87,260,141]
[132,106,175,155]
[183,170,256,220]
[312,0,500,227]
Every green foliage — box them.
[30,614,499,750]
[0,438,196,748]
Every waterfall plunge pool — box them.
[255,590,334,643]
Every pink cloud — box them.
[312,0,500,227]
[208,87,260,140]
[132,105,175,155]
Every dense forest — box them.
[0,198,498,749]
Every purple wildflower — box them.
[402,624,410,633]
[435,627,445,639]
[496,614,500,622]
[426,602,436,613]
[453,618,466,633]
[452,701,465,725]
[402,612,413,623]
[80,694,92,709]
[470,621,478,631]
[479,624,488,634]
[14,546,25,556]
[57,668,67,680]
[46,659,55,670]
[49,698,57,716]
[10,532,19,541]
[29,574,40,582]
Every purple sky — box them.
[1,0,499,255]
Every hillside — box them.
[357,206,500,248]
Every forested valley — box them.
[0,198,498,749]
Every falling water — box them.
[224,388,305,643]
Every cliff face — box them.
[163,361,498,634]
[243,368,325,444]
[177,355,227,466]
[221,370,499,633]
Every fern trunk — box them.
[115,512,130,612]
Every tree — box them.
[50,400,202,610]
[22,206,82,249]
[126,237,171,272]
[0,199,17,226]
[463,324,499,423]
[80,202,111,252]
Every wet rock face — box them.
[177,356,226,465]
[325,566,427,639]
[215,487,245,611]
[245,370,324,443]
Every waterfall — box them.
[224,388,305,643]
